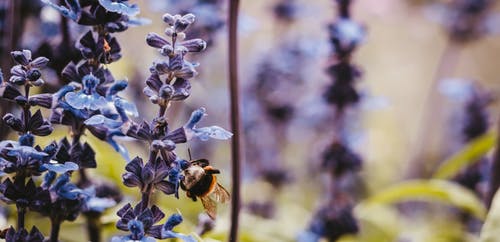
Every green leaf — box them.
[480,189,500,242]
[352,204,401,242]
[363,179,486,220]
[433,130,496,179]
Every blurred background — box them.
[3,0,500,241]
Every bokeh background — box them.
[4,0,500,241]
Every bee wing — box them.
[210,183,231,203]
[200,196,217,220]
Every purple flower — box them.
[125,117,187,145]
[322,142,362,177]
[273,0,299,22]
[161,213,196,242]
[162,13,196,34]
[77,30,122,64]
[9,50,49,86]
[82,186,118,213]
[328,19,365,58]
[114,202,193,241]
[0,134,51,176]
[98,0,140,16]
[304,205,358,242]
[64,74,108,111]
[151,57,198,80]
[0,226,45,242]
[115,202,165,240]
[0,178,50,211]
[183,107,233,141]
[42,0,144,32]
[146,32,206,54]
[323,62,362,108]
[52,137,97,169]
[122,157,179,196]
[33,172,89,222]
[41,0,81,21]
[143,73,192,106]
[3,109,53,136]
[41,161,79,174]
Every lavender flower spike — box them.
[183,107,233,141]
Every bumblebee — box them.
[181,159,230,219]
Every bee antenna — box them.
[188,147,192,160]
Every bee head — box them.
[182,165,206,189]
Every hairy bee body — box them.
[181,159,230,219]
[181,164,217,200]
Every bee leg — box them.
[187,191,197,201]
[204,166,220,174]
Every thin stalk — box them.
[71,130,100,241]
[85,214,101,242]
[59,0,71,50]
[140,189,151,211]
[72,132,92,187]
[408,40,461,178]
[16,206,25,229]
[228,0,241,241]
[487,116,500,209]
[23,85,31,133]
[49,219,61,242]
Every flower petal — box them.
[193,126,233,141]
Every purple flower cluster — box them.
[442,0,493,43]
[1,2,230,241]
[147,0,225,48]
[0,0,151,241]
[0,50,89,241]
[302,0,365,241]
[110,12,231,241]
